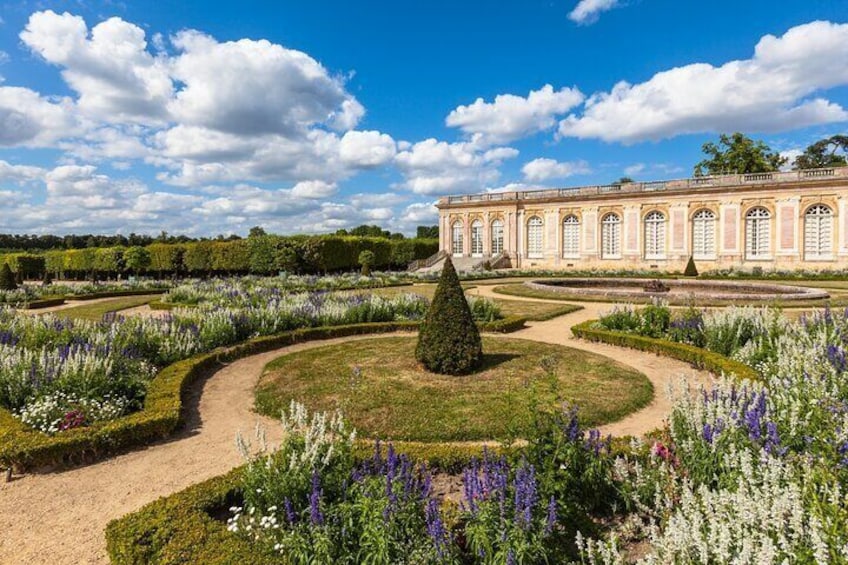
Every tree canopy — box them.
[793,135,848,170]
[694,133,787,176]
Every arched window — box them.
[644,211,666,259]
[470,219,483,257]
[562,215,580,258]
[527,216,544,258]
[805,204,833,259]
[745,207,771,259]
[491,219,504,255]
[451,221,464,257]
[601,213,621,259]
[692,209,716,260]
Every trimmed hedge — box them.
[1,317,529,471]
[21,297,66,309]
[0,322,419,472]
[478,315,528,333]
[571,320,760,382]
[105,442,504,565]
[67,289,168,301]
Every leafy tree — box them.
[416,225,439,239]
[275,243,301,274]
[358,250,375,276]
[694,133,786,176]
[616,176,634,184]
[793,135,848,169]
[415,256,483,375]
[248,226,267,238]
[124,246,151,276]
[183,242,213,276]
[94,247,124,277]
[0,263,16,291]
[148,243,183,276]
[248,235,279,274]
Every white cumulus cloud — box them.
[559,20,848,143]
[568,0,621,24]
[521,158,590,182]
[446,84,584,145]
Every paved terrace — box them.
[439,166,848,207]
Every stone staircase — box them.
[409,252,510,274]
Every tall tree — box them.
[694,132,786,176]
[793,135,848,169]
[416,225,439,239]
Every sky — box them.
[0,0,847,237]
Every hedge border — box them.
[570,320,760,382]
[0,315,531,472]
[0,322,422,472]
[105,440,506,565]
[18,289,167,310]
[21,297,66,309]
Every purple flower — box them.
[425,498,448,558]
[544,496,557,535]
[309,471,323,525]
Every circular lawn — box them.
[255,336,652,442]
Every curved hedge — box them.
[0,322,420,472]
[570,320,760,382]
[105,440,504,565]
[0,316,531,472]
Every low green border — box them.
[0,316,530,471]
[570,320,760,382]
[20,289,168,310]
[105,440,504,565]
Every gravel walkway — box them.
[0,293,712,564]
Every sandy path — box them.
[0,292,711,564]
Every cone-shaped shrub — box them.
[415,256,483,375]
[0,263,16,290]
[684,255,699,277]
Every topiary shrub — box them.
[358,250,375,276]
[415,256,483,375]
[684,255,699,277]
[42,270,52,286]
[0,263,16,291]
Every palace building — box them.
[432,166,848,272]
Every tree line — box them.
[1,233,439,281]
[693,133,847,176]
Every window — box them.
[451,221,464,256]
[805,204,833,259]
[491,219,504,255]
[644,211,666,259]
[562,215,580,258]
[601,213,621,258]
[470,220,483,257]
[745,207,771,259]
[527,216,544,258]
[692,209,716,259]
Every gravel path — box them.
[0,293,712,564]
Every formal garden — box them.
[1,258,847,564]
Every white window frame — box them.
[470,220,483,257]
[601,213,621,259]
[527,216,544,259]
[451,221,464,257]
[491,219,504,255]
[644,211,666,260]
[745,207,771,260]
[804,204,833,261]
[692,209,717,260]
[562,215,580,258]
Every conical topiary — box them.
[684,255,699,277]
[415,256,483,375]
[0,263,17,291]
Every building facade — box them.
[435,167,848,271]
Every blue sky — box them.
[0,0,846,236]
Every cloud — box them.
[446,84,584,145]
[0,160,45,183]
[291,180,337,199]
[339,130,396,167]
[623,163,645,176]
[0,87,77,146]
[394,138,518,195]
[568,0,621,25]
[559,20,848,143]
[168,29,363,136]
[521,158,590,182]
[21,11,172,123]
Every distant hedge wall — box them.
[0,236,439,279]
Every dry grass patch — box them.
[255,336,651,442]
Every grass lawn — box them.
[255,336,652,442]
[55,294,159,321]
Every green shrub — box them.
[684,255,699,277]
[638,302,672,338]
[415,256,483,375]
[0,263,16,291]
[358,249,375,276]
